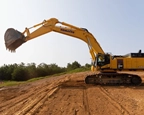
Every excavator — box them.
[4,18,144,86]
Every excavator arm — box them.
[4,18,104,63]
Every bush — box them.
[67,61,81,71]
[12,67,28,81]
[0,61,90,81]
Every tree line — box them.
[0,61,91,81]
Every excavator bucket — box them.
[4,28,26,52]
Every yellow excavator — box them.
[4,18,144,86]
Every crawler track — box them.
[85,72,142,86]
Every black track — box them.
[85,73,142,86]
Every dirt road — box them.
[0,71,144,115]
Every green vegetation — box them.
[0,81,24,87]
[0,61,91,87]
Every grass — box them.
[0,67,90,88]
[27,77,47,82]
[0,81,24,87]
[67,67,90,73]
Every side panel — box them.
[110,58,117,69]
[117,58,144,69]
[136,58,144,69]
[124,58,131,69]
[105,57,144,70]
[131,58,137,68]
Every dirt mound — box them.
[0,71,144,115]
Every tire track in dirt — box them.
[15,86,59,115]
[26,87,59,115]
[83,88,91,115]
[34,80,86,115]
[0,81,61,115]
[0,82,50,109]
[0,83,50,114]
[99,86,130,115]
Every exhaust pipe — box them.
[4,28,26,52]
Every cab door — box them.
[117,59,123,69]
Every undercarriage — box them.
[85,72,142,86]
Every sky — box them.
[0,0,144,67]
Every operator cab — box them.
[96,54,110,66]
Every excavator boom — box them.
[4,18,104,57]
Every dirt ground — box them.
[0,71,144,115]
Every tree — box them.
[67,61,81,71]
[26,63,38,79]
[71,61,81,69]
[67,63,72,71]
[12,67,28,81]
[85,63,91,68]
